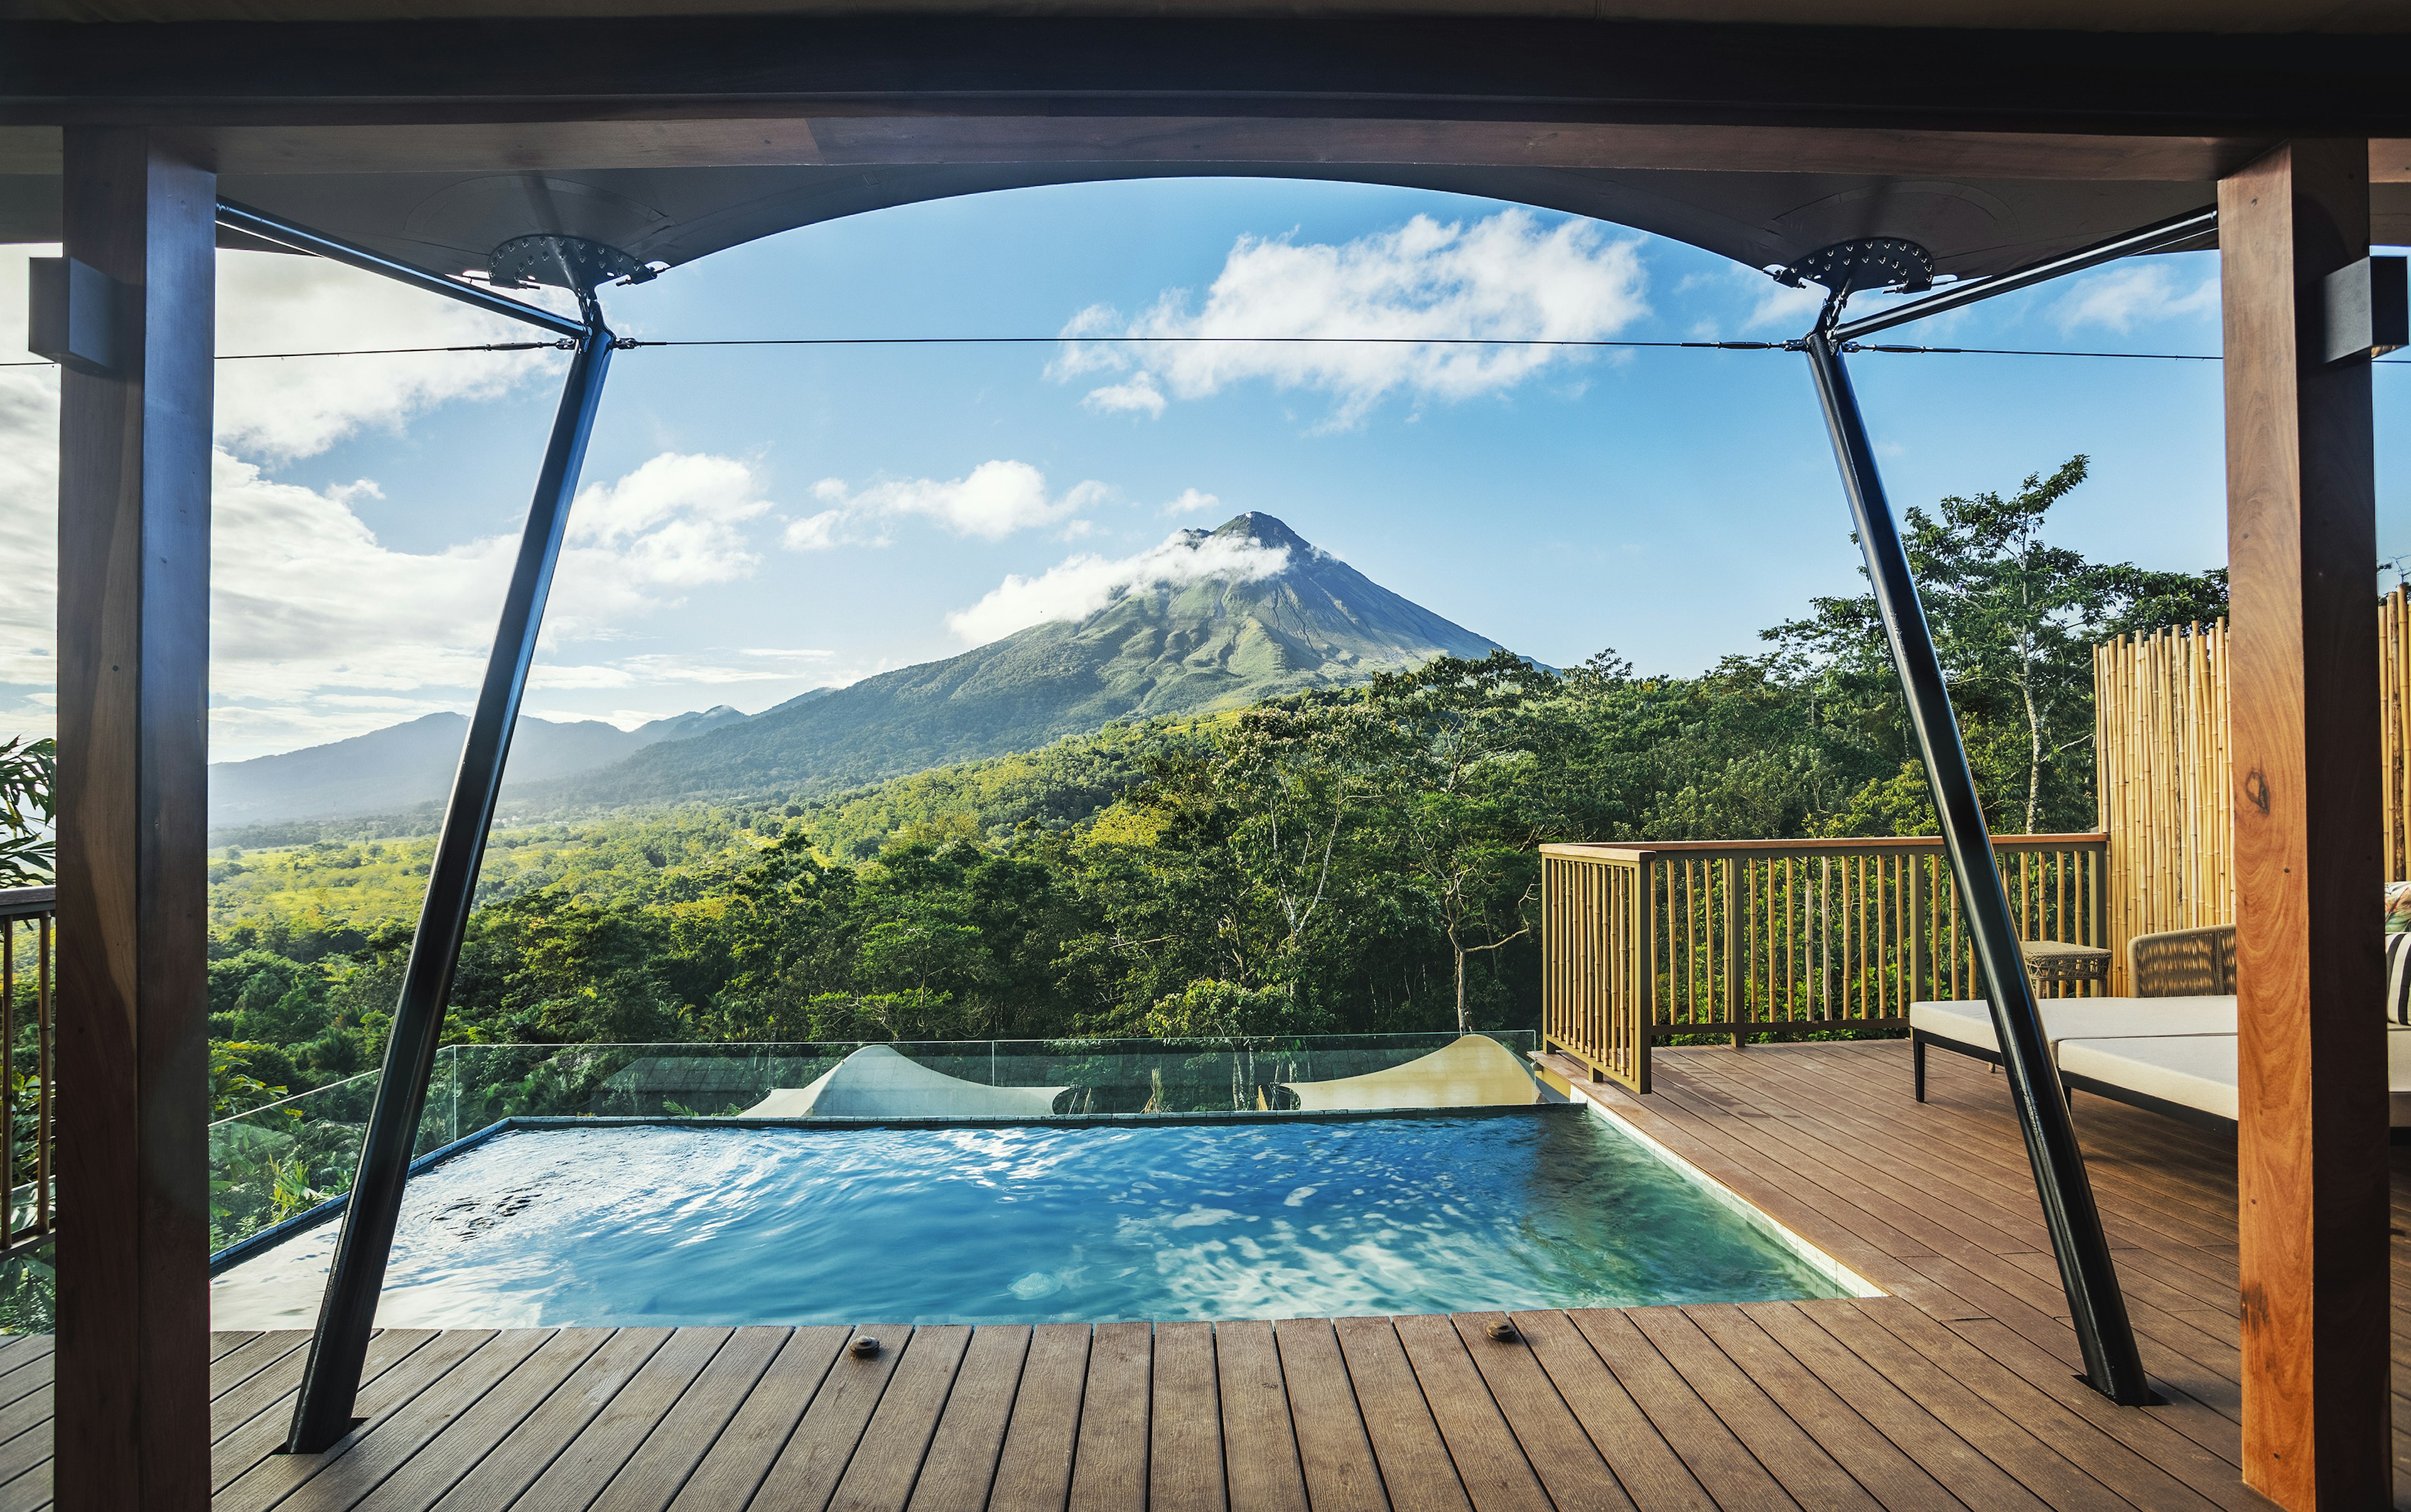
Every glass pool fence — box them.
[208,1030,1539,1256]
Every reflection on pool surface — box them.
[212,1111,1849,1329]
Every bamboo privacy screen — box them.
[2092,620,2231,995]
[1542,836,2105,1092]
[2090,590,2411,993]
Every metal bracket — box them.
[2322,255,2408,366]
[27,256,121,376]
[488,234,645,293]
[1777,237,1936,296]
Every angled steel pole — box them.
[285,294,615,1452]
[1799,308,2151,1407]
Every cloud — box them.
[2052,263,2218,333]
[528,648,835,691]
[216,249,566,460]
[0,421,779,759]
[784,460,1109,549]
[1,247,785,760]
[946,529,1292,645]
[1160,487,1222,518]
[1052,208,1649,426]
[1744,275,1827,333]
[558,452,772,622]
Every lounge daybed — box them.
[1909,924,2411,1133]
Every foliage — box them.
[0,737,53,885]
[193,458,2223,1146]
[1767,456,2226,834]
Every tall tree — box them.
[1770,456,2228,833]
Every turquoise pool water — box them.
[211,1110,1850,1328]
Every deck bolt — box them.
[851,1337,882,1358]
[1485,1321,1520,1343]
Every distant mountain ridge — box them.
[208,705,747,830]
[545,512,1504,808]
[213,514,1507,833]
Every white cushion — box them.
[1910,996,2236,1054]
[2054,1035,2239,1121]
[2052,1026,2411,1126]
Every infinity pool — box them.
[211,1110,1852,1328]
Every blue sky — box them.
[3,176,2405,762]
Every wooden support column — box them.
[52,127,215,1512]
[2222,139,2390,1511]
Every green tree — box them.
[0,737,53,885]
[1365,652,1550,1032]
[1771,456,2227,834]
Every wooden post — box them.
[2221,139,2390,1511]
[52,127,215,1512]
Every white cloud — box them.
[216,249,566,460]
[0,246,571,747]
[556,452,772,624]
[2052,263,2218,333]
[529,649,835,691]
[1744,275,1827,333]
[785,460,1109,549]
[946,529,1292,645]
[1052,208,1649,427]
[1160,487,1222,518]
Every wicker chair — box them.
[2127,924,2236,998]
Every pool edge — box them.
[1555,1077,1886,1301]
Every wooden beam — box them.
[51,125,215,1512]
[2,17,2410,139]
[2221,139,2388,1511]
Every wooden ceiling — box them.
[12,0,2411,30]
[3,11,2408,279]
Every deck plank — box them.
[340,1326,613,1512]
[1506,1309,1712,1512]
[0,1348,53,1417]
[592,1326,793,1512]
[827,1324,974,1512]
[207,1331,311,1409]
[1563,1308,1796,1511]
[1391,1312,1551,1512]
[1623,1306,1879,1512]
[1443,1313,1632,1512]
[220,1328,529,1512]
[1834,1300,2221,1512]
[1069,1321,1153,1512]
[988,1323,1092,1512]
[211,1330,447,1497]
[517,1325,733,1512]
[1737,1302,2052,1512]
[1151,1322,1224,1512]
[1214,1320,1305,1512]
[425,1326,670,1512]
[1330,1317,1470,1512]
[661,1325,851,1512]
[907,1324,1030,1512]
[1270,1320,1384,1512]
[1680,1303,1956,1512]
[750,1327,915,1512]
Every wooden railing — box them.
[1541,834,2108,1092]
[0,887,54,1257]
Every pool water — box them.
[212,1110,1850,1329]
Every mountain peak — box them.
[1208,512,1315,556]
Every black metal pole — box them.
[215,198,586,341]
[1829,205,2215,343]
[1801,316,2152,1408]
[284,300,614,1452]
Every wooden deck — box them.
[0,1039,2398,1509]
